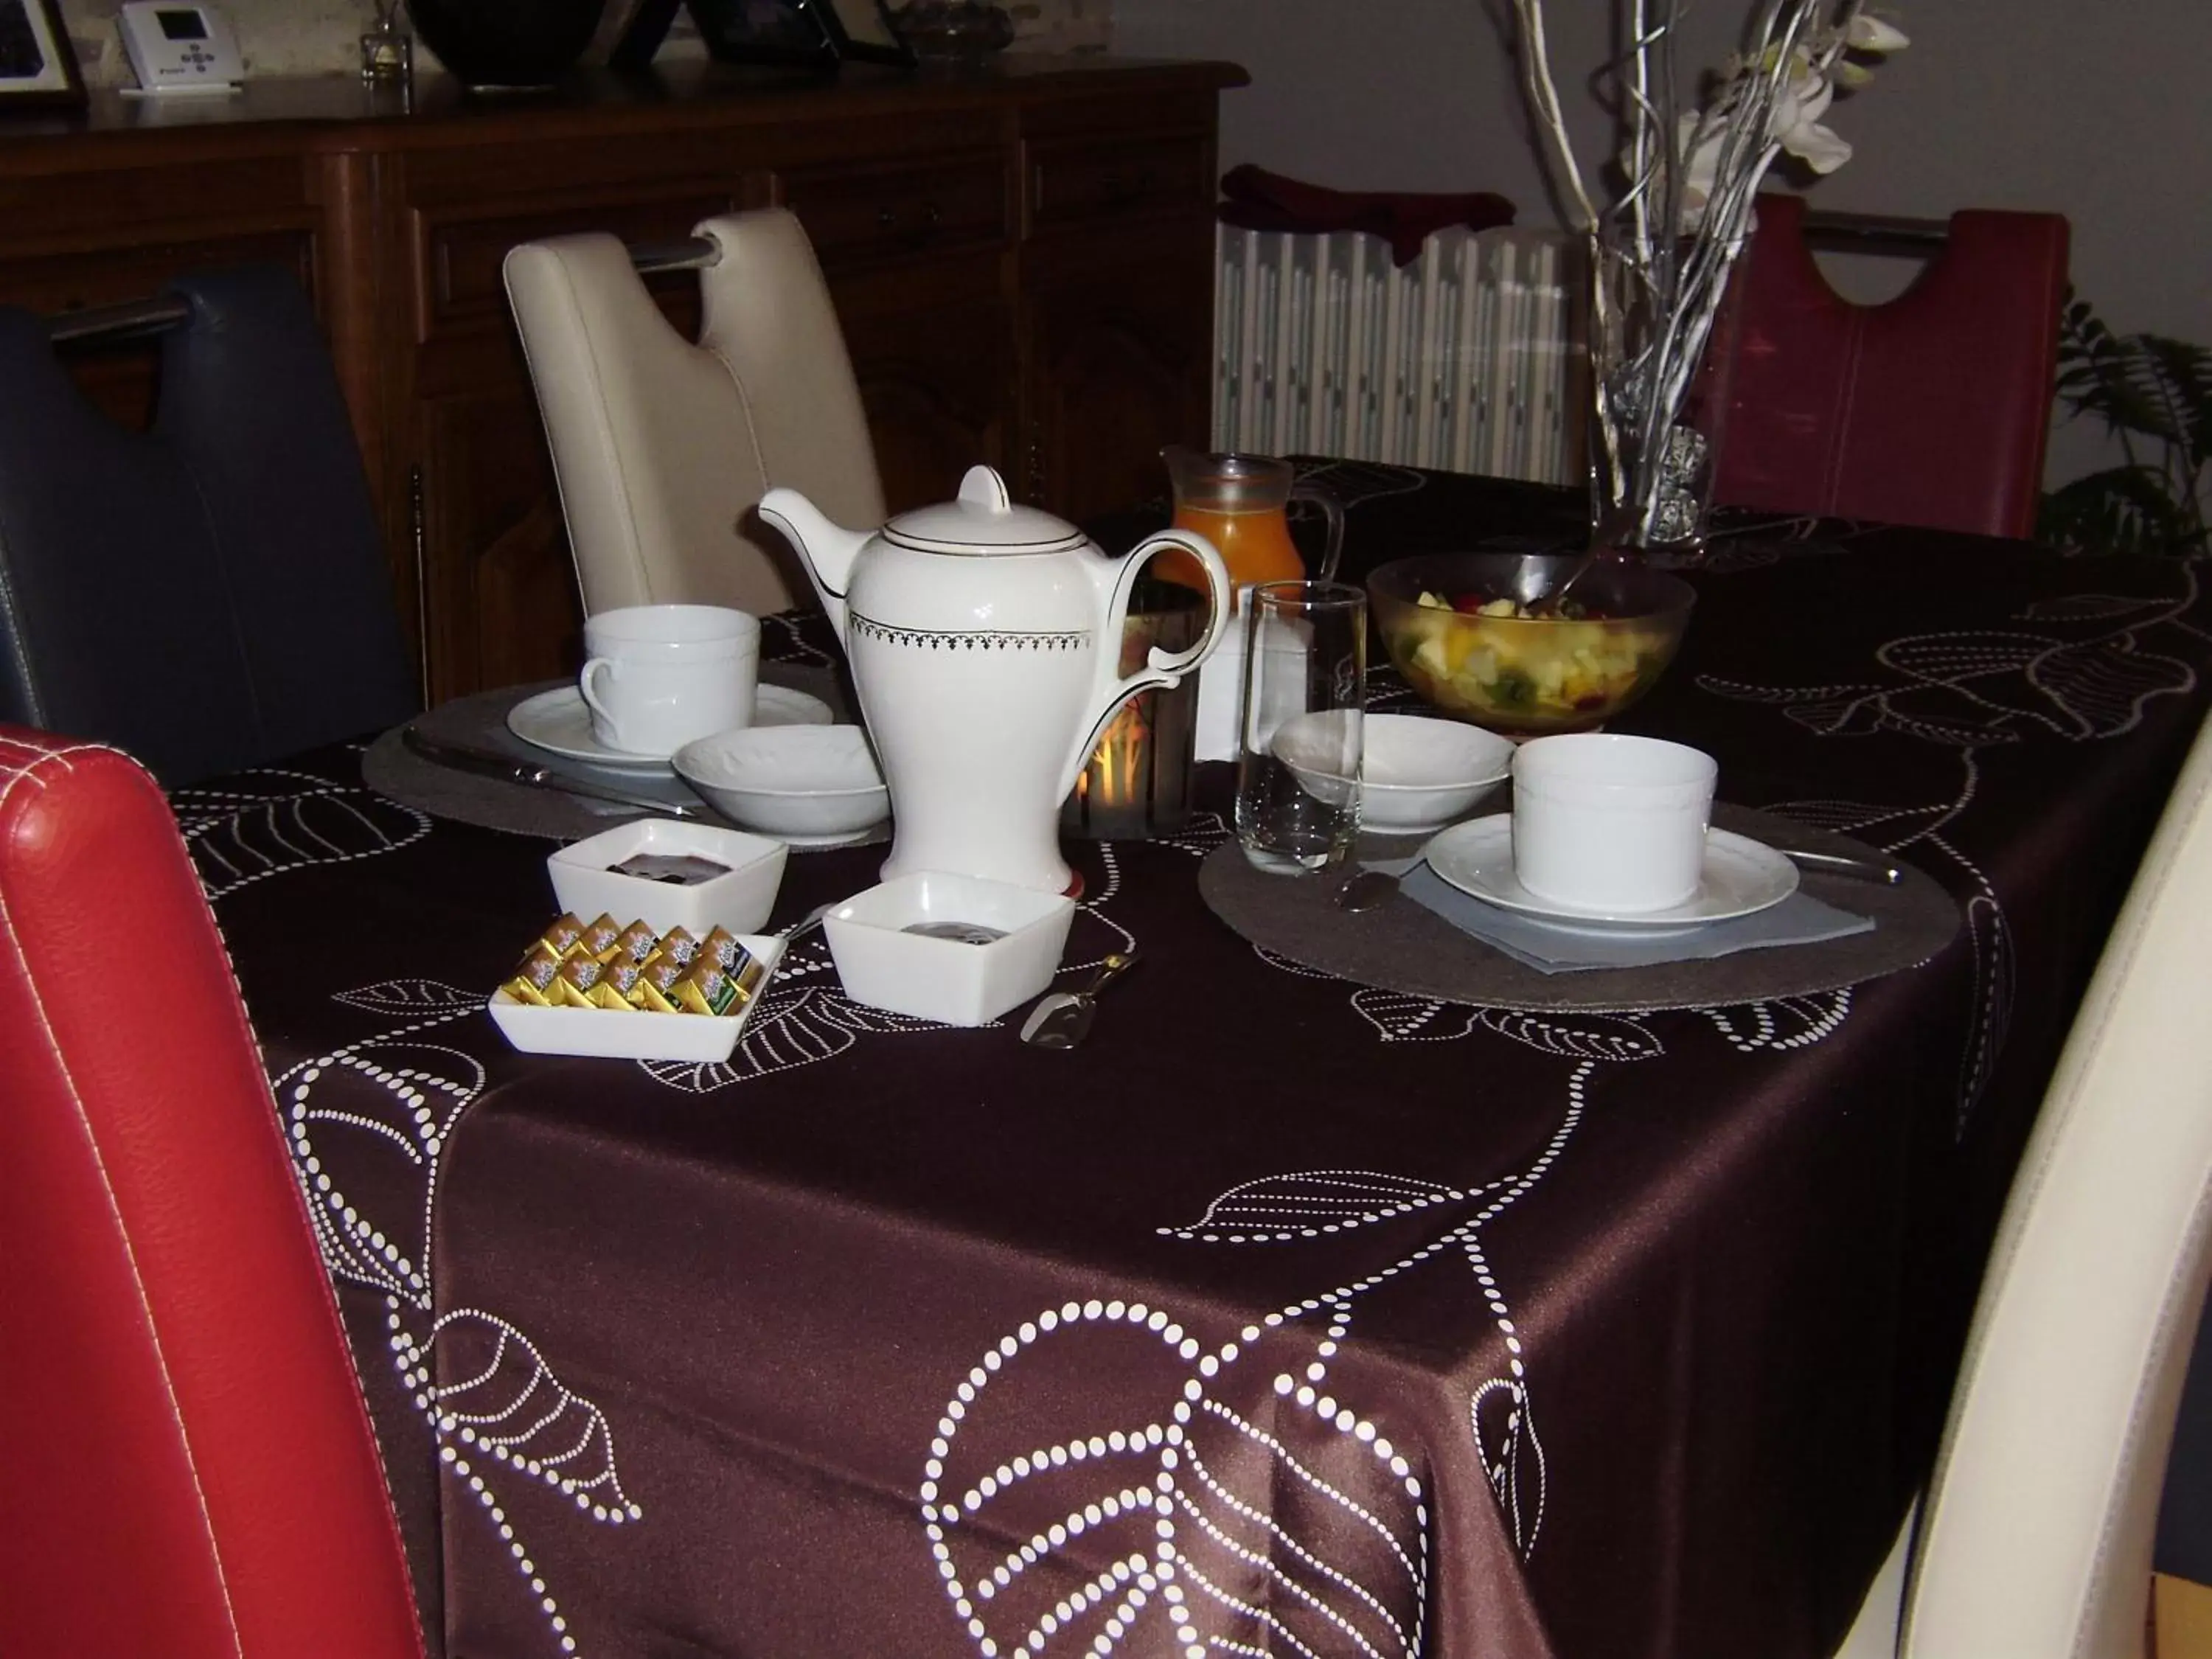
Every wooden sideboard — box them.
[0,57,1246,700]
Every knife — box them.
[1778,846,1905,886]
[400,726,718,821]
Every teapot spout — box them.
[759,487,866,647]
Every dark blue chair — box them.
[0,265,417,786]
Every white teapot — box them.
[760,466,1231,894]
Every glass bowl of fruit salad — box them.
[1366,552,1696,734]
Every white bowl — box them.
[824,871,1074,1027]
[1274,711,1514,835]
[672,724,890,846]
[488,933,785,1062]
[1360,713,1515,832]
[546,818,788,936]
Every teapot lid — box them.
[883,465,1087,555]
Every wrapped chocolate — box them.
[540,914,587,959]
[672,959,740,1017]
[577,913,625,962]
[612,919,659,965]
[655,926,700,968]
[590,956,644,1011]
[501,941,566,1006]
[552,954,608,1009]
[633,952,688,1015]
[672,947,766,1017]
[697,926,745,973]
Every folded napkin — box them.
[1218,164,1517,267]
[1384,859,1875,975]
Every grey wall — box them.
[1118,0,2212,485]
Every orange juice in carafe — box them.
[1157,505,1306,594]
[1155,448,1343,606]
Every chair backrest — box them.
[503,206,886,619]
[0,726,422,1657]
[1898,706,2212,1655]
[1709,192,2070,540]
[0,267,418,785]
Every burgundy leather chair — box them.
[0,727,424,1657]
[1708,192,2071,540]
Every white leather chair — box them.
[1833,705,2212,1657]
[502,208,886,618]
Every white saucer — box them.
[1425,813,1800,928]
[506,684,834,773]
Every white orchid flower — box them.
[1845,14,1910,53]
[1774,70,1853,175]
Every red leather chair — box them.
[0,728,423,1657]
[1708,192,2071,540]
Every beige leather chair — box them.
[1832,706,2212,1657]
[502,209,886,618]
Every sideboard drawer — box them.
[779,155,1012,271]
[1028,134,1210,231]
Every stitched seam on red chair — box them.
[0,742,248,1659]
[181,781,431,1658]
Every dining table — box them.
[177,462,2212,1659]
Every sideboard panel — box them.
[0,60,1245,702]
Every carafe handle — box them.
[1290,480,1346,582]
[1058,528,1233,801]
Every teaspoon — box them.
[1333,868,1402,913]
[1019,950,1138,1049]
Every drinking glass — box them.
[1234,580,1366,874]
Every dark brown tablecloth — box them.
[181,467,2212,1659]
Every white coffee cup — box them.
[1511,733,1718,914]
[579,605,759,757]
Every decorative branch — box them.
[1512,0,1907,546]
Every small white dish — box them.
[546,818,788,937]
[1363,714,1515,834]
[508,682,833,772]
[487,934,785,1062]
[1274,710,1514,835]
[672,724,891,844]
[824,871,1074,1026]
[1425,813,1799,928]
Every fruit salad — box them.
[1384,588,1674,728]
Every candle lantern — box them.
[1060,579,1204,840]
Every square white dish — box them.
[487,933,786,1062]
[824,871,1074,1026]
[547,818,787,936]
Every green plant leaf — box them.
[2037,465,2193,557]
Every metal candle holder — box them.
[1060,579,1203,840]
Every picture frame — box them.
[0,0,86,111]
[683,0,837,70]
[813,0,914,68]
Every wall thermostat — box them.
[118,3,245,96]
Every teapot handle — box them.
[1058,529,1234,801]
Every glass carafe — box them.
[1158,448,1344,604]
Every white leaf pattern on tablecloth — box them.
[265,979,635,1658]
[1159,1169,1483,1243]
[2018,593,2171,623]
[924,1308,1429,1659]
[174,765,428,900]
[1692,568,2208,1138]
[2030,637,2198,738]
[639,983,954,1093]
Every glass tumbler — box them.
[1234,580,1367,874]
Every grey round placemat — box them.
[1198,804,1961,1012]
[361,664,888,848]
